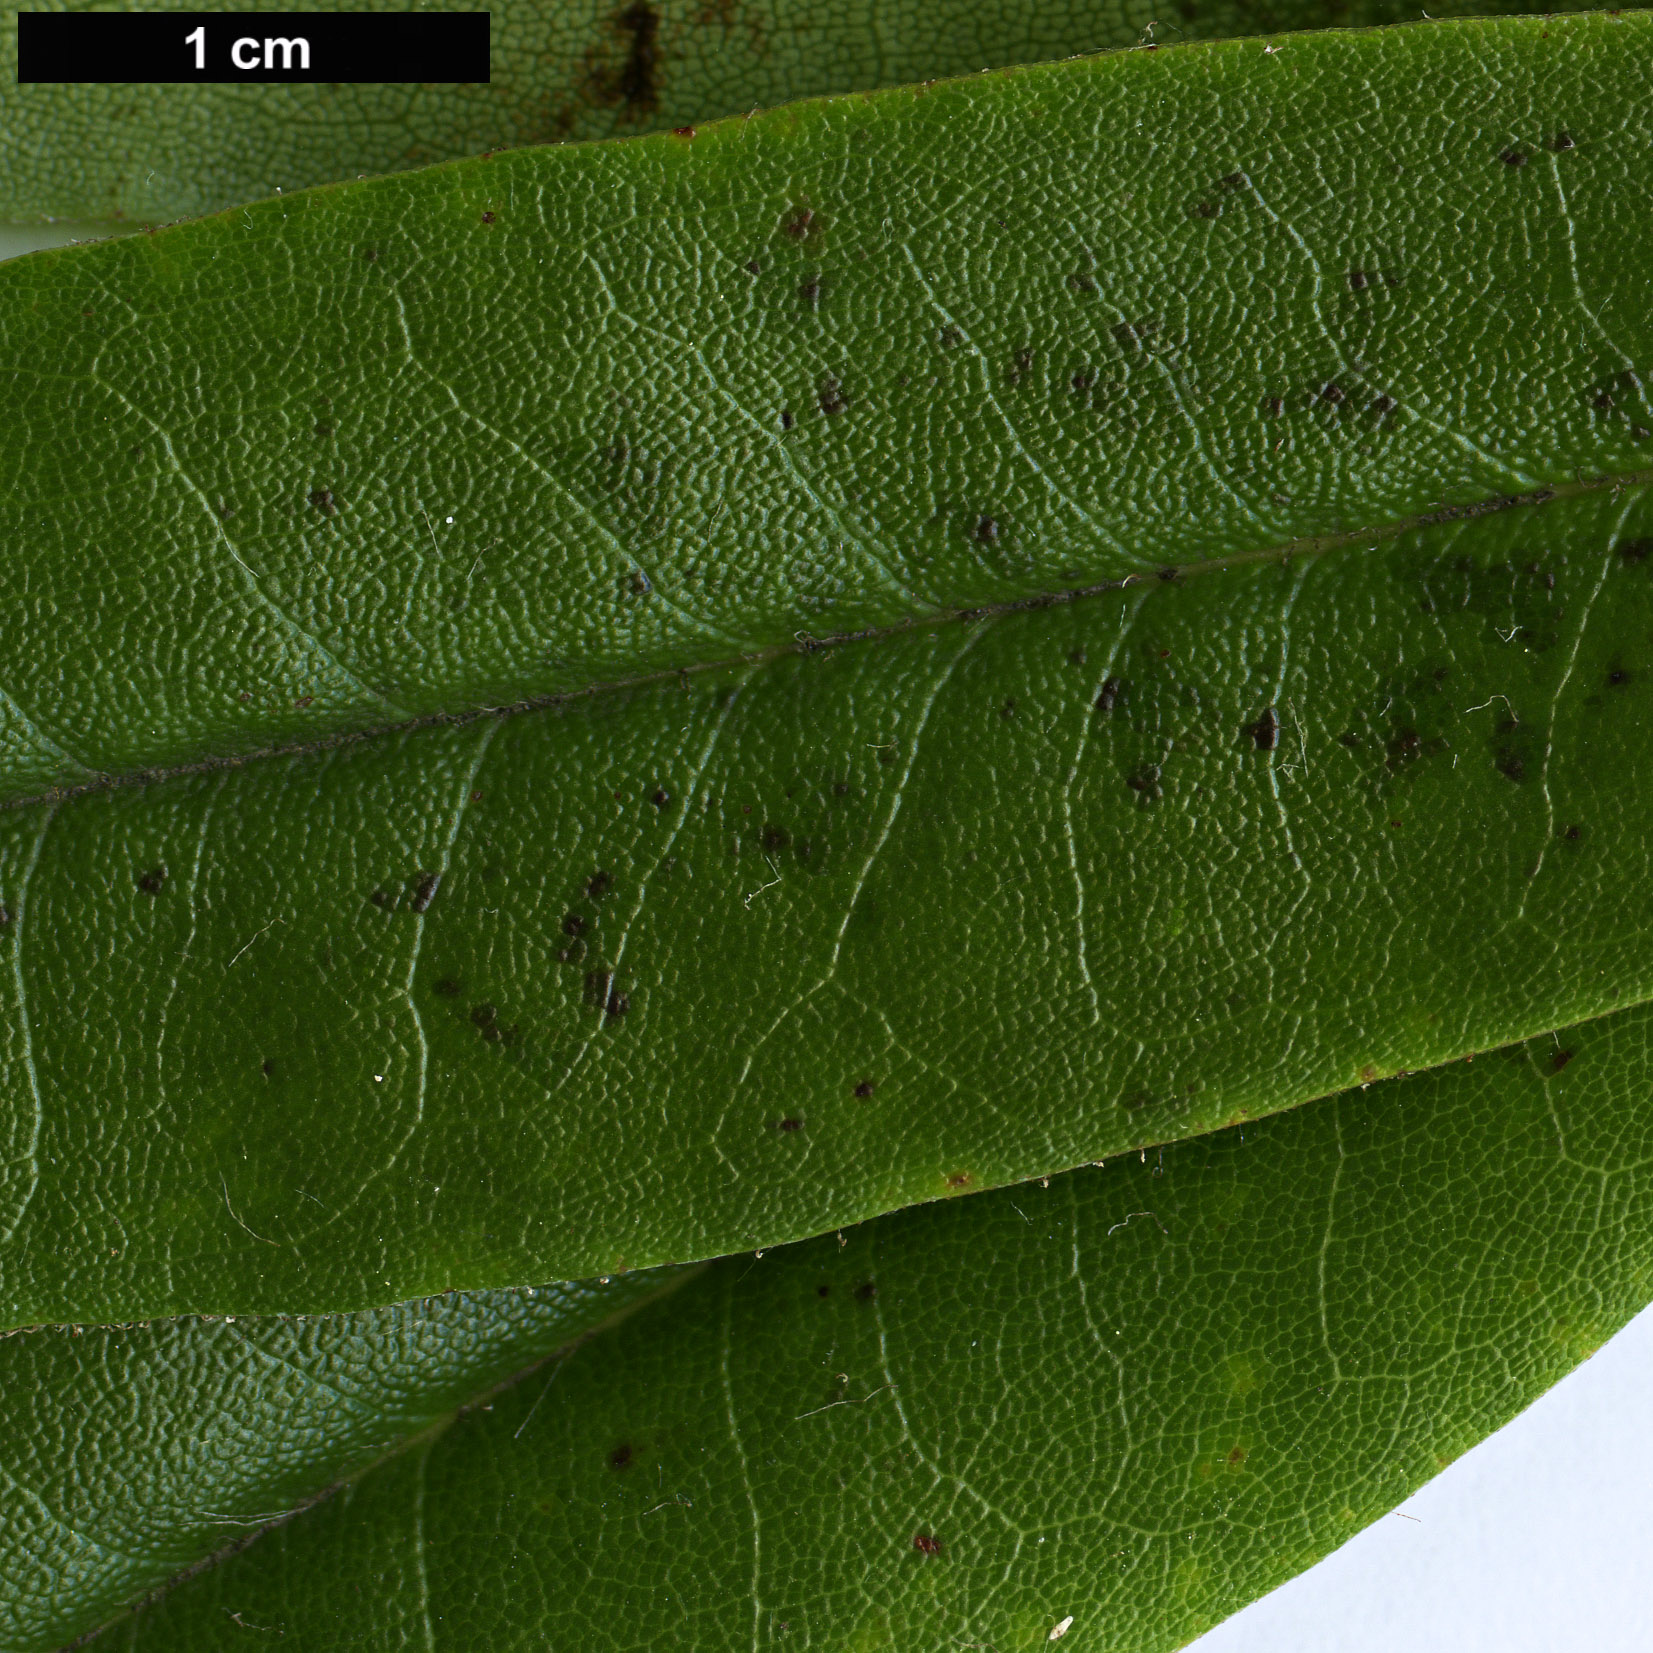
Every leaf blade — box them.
[2,15,1651,799]
[6,480,1653,1325]
[45,999,1653,1651]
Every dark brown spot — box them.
[1095,676,1125,713]
[1551,132,1575,151]
[1263,395,1284,417]
[137,866,168,895]
[370,889,395,910]
[745,259,761,275]
[1193,201,1219,219]
[799,274,822,310]
[761,824,791,852]
[1619,539,1653,564]
[613,1,659,112]
[1347,270,1369,290]
[1126,763,1162,801]
[1248,708,1280,751]
[563,912,587,937]
[1501,149,1529,167]
[1608,668,1631,687]
[434,977,462,997]
[261,1059,275,1076]
[855,1281,876,1302]
[1227,1446,1247,1466]
[651,788,671,809]
[1564,824,1583,841]
[609,1443,633,1470]
[776,1117,803,1132]
[672,125,695,139]
[853,1079,876,1098]
[480,211,496,225]
[913,1533,942,1555]
[783,208,815,241]
[294,694,314,710]
[818,375,847,417]
[1595,391,1616,411]
[1320,383,1345,405]
[816,1283,831,1297]
[779,409,795,430]
[1157,566,1178,582]
[975,515,999,543]
[410,872,441,914]
[1373,394,1397,414]
[945,1170,972,1188]
[307,487,336,515]
[1551,1048,1574,1073]
[314,421,333,438]
[586,870,613,900]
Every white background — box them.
[5,221,1651,1653]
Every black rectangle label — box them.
[16,10,490,84]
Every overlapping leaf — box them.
[26,1000,1653,1651]
[0,0,1626,224]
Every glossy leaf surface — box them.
[59,999,1653,1652]
[3,16,1652,799]
[0,1269,684,1652]
[0,0,1621,225]
[5,480,1653,1329]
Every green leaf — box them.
[6,476,1653,1330]
[47,1000,1653,1653]
[3,15,1652,802]
[0,0,1623,225]
[0,1268,686,1652]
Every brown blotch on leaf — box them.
[470,1002,519,1045]
[410,872,441,914]
[855,1281,876,1302]
[1320,382,1345,405]
[946,1171,972,1188]
[1551,131,1576,152]
[1564,824,1584,841]
[1000,698,1016,719]
[783,207,815,241]
[1501,149,1529,167]
[1373,394,1397,415]
[1347,270,1370,291]
[609,1443,633,1470]
[776,1117,804,1133]
[816,1283,831,1297]
[612,1,659,112]
[1551,1048,1575,1073]
[1619,539,1653,564]
[563,912,586,937]
[1263,395,1284,418]
[651,788,671,809]
[975,515,999,543]
[1609,668,1632,687]
[799,274,822,310]
[818,374,848,417]
[672,125,695,139]
[261,1059,275,1076]
[913,1533,942,1556]
[779,409,795,430]
[853,1079,876,1098]
[586,870,613,900]
[761,824,791,852]
[1095,676,1125,713]
[1227,1446,1247,1466]
[480,211,496,225]
[1248,708,1280,751]
[1192,200,1220,219]
[137,866,168,895]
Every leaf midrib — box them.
[6,468,1642,815]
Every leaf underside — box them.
[0,0,1631,224]
[6,12,1653,1653]
[38,996,1653,1652]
